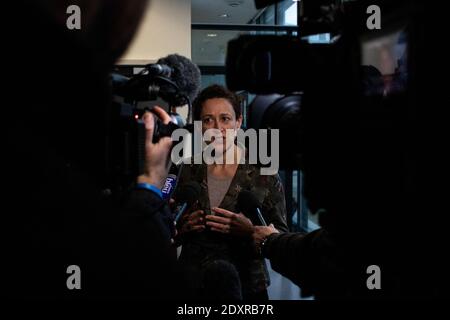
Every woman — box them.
[176,84,288,301]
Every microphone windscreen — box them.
[157,54,201,105]
[237,190,261,214]
[174,181,201,205]
[203,260,242,301]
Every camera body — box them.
[225,0,422,243]
[106,66,188,192]
[227,0,416,172]
[230,1,434,298]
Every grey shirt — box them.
[207,173,233,209]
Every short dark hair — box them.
[193,84,242,121]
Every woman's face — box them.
[200,98,242,155]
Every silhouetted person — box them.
[3,0,178,299]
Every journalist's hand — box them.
[253,224,279,248]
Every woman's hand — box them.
[253,224,279,248]
[177,210,206,235]
[206,207,254,237]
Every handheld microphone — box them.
[161,174,177,200]
[173,181,201,223]
[237,190,267,226]
[161,161,184,200]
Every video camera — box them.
[106,54,201,192]
[226,0,418,170]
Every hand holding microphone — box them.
[236,190,280,251]
[253,224,279,248]
[173,182,206,235]
[178,210,206,234]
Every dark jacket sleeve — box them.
[92,188,178,299]
[124,188,175,241]
[262,228,335,297]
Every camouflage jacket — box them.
[177,159,288,294]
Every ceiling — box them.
[192,0,259,24]
[192,29,244,66]
[191,0,261,66]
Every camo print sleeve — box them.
[260,174,289,233]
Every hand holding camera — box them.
[137,106,173,189]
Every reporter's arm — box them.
[261,229,327,291]
[111,188,176,298]
[107,106,176,298]
[125,105,175,239]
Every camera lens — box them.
[247,94,303,169]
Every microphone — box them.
[161,163,182,200]
[173,181,201,223]
[237,190,267,226]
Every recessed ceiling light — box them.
[226,0,244,7]
[219,14,230,18]
[207,33,218,37]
